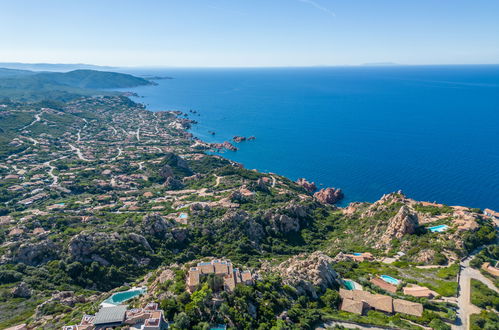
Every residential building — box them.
[187,259,253,292]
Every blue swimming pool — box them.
[344,280,355,290]
[103,288,145,305]
[380,275,400,285]
[429,224,449,233]
[353,253,362,256]
[179,213,188,219]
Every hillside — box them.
[0,95,496,329]
[0,69,152,102]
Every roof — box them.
[403,285,434,298]
[367,294,393,313]
[393,299,423,317]
[340,298,364,314]
[370,277,397,293]
[93,305,127,325]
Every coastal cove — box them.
[120,66,499,210]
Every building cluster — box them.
[339,288,423,317]
[63,302,167,330]
[187,259,253,292]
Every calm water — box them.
[121,66,499,209]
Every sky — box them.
[1,0,498,67]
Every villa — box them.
[370,277,398,293]
[403,284,436,298]
[63,302,168,330]
[187,259,253,292]
[344,252,374,262]
[339,289,423,317]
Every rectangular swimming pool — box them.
[429,224,449,233]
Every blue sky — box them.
[1,0,498,67]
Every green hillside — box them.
[0,69,152,102]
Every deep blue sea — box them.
[121,66,499,210]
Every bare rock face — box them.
[377,205,419,247]
[11,241,59,265]
[159,164,174,180]
[69,232,118,263]
[314,187,343,204]
[275,251,341,298]
[142,213,174,238]
[271,214,300,233]
[265,202,311,234]
[233,136,247,143]
[129,233,152,251]
[171,228,188,242]
[414,249,436,263]
[219,210,264,242]
[296,178,317,193]
[256,177,270,193]
[11,282,31,298]
[165,176,183,190]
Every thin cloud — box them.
[298,0,336,17]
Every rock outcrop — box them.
[296,178,317,193]
[142,213,174,239]
[314,187,343,204]
[68,232,119,264]
[275,251,341,298]
[165,176,183,190]
[265,202,311,234]
[377,205,419,247]
[11,241,59,265]
[129,233,153,251]
[11,282,31,298]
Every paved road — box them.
[453,244,499,330]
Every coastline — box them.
[119,66,499,210]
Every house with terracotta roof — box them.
[393,299,424,317]
[187,259,253,292]
[339,288,423,317]
[403,284,436,298]
[370,277,398,293]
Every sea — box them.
[120,65,499,210]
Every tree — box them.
[173,312,191,329]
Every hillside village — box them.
[0,95,497,329]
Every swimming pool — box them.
[352,253,362,256]
[429,224,449,233]
[103,288,146,305]
[380,275,400,285]
[179,213,188,219]
[344,280,355,290]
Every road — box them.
[453,244,499,330]
[69,144,91,161]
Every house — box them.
[393,299,424,317]
[64,303,168,330]
[344,252,374,262]
[370,277,398,293]
[339,289,423,317]
[484,208,499,219]
[93,305,127,328]
[187,259,253,292]
[403,284,436,298]
[340,298,365,314]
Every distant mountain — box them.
[0,68,152,102]
[0,68,36,78]
[0,62,115,72]
[362,62,399,66]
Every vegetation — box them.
[470,279,499,311]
